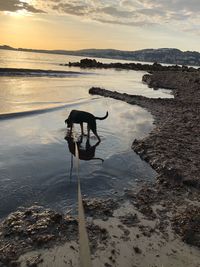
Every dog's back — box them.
[68,110,95,123]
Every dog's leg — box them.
[86,137,91,150]
[87,124,90,139]
[91,122,101,141]
[94,131,101,141]
[79,135,83,143]
[69,124,73,135]
[80,123,84,135]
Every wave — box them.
[0,67,88,77]
[0,98,99,120]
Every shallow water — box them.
[0,50,171,218]
[0,97,156,217]
[0,49,173,116]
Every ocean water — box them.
[0,50,172,218]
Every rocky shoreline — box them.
[63,58,200,72]
[89,70,200,188]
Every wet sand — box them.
[1,186,199,267]
[1,69,200,267]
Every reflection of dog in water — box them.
[65,110,108,141]
[65,134,103,162]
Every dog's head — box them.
[65,118,72,128]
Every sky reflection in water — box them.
[0,98,156,218]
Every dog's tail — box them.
[95,111,108,120]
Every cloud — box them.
[1,0,199,35]
[51,2,88,16]
[0,0,45,13]
[46,1,155,26]
[99,6,134,18]
[41,0,200,28]
[94,17,155,27]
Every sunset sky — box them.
[0,0,199,51]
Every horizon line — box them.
[1,44,199,54]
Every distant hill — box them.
[0,45,15,50]
[0,45,200,66]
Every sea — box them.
[0,49,173,218]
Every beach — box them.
[1,0,200,265]
[0,50,163,219]
[0,59,200,266]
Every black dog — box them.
[65,110,108,141]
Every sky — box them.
[0,0,199,52]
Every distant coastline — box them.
[1,44,200,67]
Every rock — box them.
[67,58,192,72]
[83,198,119,219]
[171,205,200,247]
[0,206,78,265]
[133,246,142,254]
